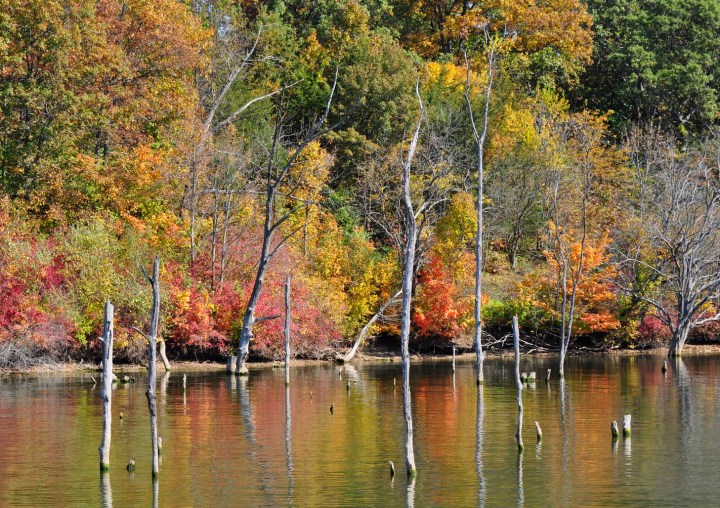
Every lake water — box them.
[1,354,719,507]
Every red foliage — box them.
[637,314,671,344]
[413,254,472,341]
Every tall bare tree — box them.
[464,32,497,385]
[235,72,339,375]
[188,23,291,267]
[618,130,720,356]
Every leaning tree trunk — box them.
[342,289,402,363]
[236,232,271,375]
[143,256,161,478]
[158,337,171,371]
[98,300,114,472]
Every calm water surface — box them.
[1,354,719,507]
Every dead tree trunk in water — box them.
[141,256,161,478]
[99,300,114,472]
[399,83,425,477]
[513,316,524,452]
[341,289,402,363]
[464,36,497,385]
[284,273,291,386]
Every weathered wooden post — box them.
[99,300,114,472]
[662,360,668,373]
[535,421,542,442]
[611,420,619,439]
[284,274,291,386]
[183,373,186,391]
[513,316,524,452]
[546,369,551,383]
[528,372,536,383]
[623,415,631,437]
[520,372,528,383]
[226,356,236,374]
[452,346,456,372]
[142,256,161,478]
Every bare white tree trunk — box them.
[513,316,524,452]
[99,300,114,472]
[284,273,291,386]
[342,289,402,363]
[400,223,418,477]
[399,83,424,477]
[465,38,497,386]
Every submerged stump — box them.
[623,415,632,437]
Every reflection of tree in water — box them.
[285,385,294,501]
[673,358,694,469]
[100,473,112,508]
[516,452,524,508]
[559,378,575,503]
[476,385,486,508]
[406,475,416,508]
[237,376,273,500]
[152,478,158,508]
[160,371,170,402]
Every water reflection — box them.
[5,355,720,506]
[406,475,416,508]
[152,478,158,508]
[476,385,485,508]
[160,371,170,401]
[285,385,294,500]
[559,377,574,504]
[100,473,112,508]
[516,452,524,508]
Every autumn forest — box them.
[3,0,720,367]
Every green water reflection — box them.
[1,354,719,507]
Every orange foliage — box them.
[520,231,620,334]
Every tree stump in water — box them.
[226,356,236,375]
[98,300,114,472]
[535,421,543,442]
[623,415,631,437]
[611,421,619,439]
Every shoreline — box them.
[4,343,720,375]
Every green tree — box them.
[580,0,720,134]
